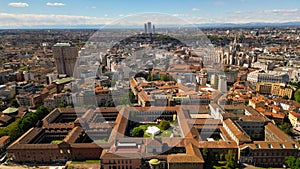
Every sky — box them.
[0,0,300,28]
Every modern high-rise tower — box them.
[53,43,78,77]
[147,22,152,34]
[218,75,227,93]
[144,23,148,34]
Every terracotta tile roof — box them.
[239,115,266,122]
[139,82,151,88]
[167,154,203,163]
[109,108,129,142]
[146,138,162,147]
[138,90,151,101]
[198,141,238,149]
[263,111,272,116]
[101,151,142,159]
[290,111,300,119]
[95,86,109,93]
[0,136,10,144]
[130,78,138,88]
[240,141,299,150]
[265,122,292,142]
[255,107,266,113]
[223,119,251,143]
[176,90,199,97]
[64,126,84,143]
[188,119,221,126]
[272,113,285,119]
[177,83,193,92]
[0,115,13,123]
[224,105,245,110]
[167,143,204,163]
[245,106,261,116]
[158,85,178,90]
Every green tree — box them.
[58,103,65,108]
[9,99,19,108]
[7,120,23,140]
[295,90,300,103]
[159,120,171,130]
[285,156,296,168]
[296,158,300,168]
[147,75,152,81]
[160,74,170,81]
[129,91,136,104]
[225,150,236,169]
[202,147,208,158]
[283,95,289,100]
[132,127,144,137]
[279,122,292,135]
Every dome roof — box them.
[149,158,160,165]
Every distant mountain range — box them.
[194,22,300,28]
[2,22,300,29]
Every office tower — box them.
[211,74,218,89]
[198,71,208,86]
[153,25,155,34]
[144,23,148,34]
[53,43,78,77]
[218,75,227,93]
[147,22,152,34]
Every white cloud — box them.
[192,8,200,12]
[172,14,188,17]
[46,2,66,7]
[0,10,300,28]
[227,8,300,23]
[0,13,112,27]
[8,2,29,7]
[266,9,299,14]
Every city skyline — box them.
[0,0,300,28]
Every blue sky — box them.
[0,0,300,27]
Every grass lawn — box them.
[157,130,172,138]
[137,123,173,138]
[71,160,100,164]
[143,133,152,137]
[51,140,63,144]
[94,138,108,143]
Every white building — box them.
[247,70,289,84]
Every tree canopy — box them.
[158,120,171,130]
[295,90,300,103]
[132,127,144,137]
[0,106,49,141]
[285,156,300,169]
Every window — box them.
[268,144,273,148]
[280,144,285,148]
[255,144,261,148]
[292,144,297,149]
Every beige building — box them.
[289,111,300,128]
[53,43,78,77]
[256,82,294,99]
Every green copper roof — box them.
[3,107,18,114]
[53,77,74,85]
